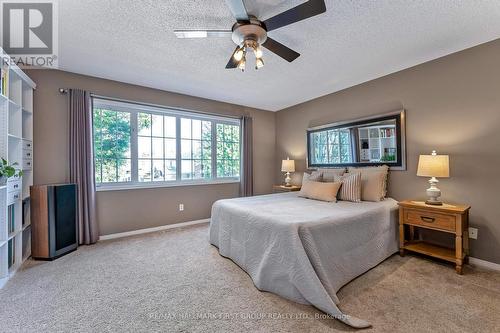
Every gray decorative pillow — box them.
[309,171,323,181]
[318,168,346,182]
[302,171,323,184]
[302,171,323,182]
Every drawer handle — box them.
[14,184,18,189]
[13,194,19,199]
[421,216,435,223]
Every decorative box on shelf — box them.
[398,200,470,274]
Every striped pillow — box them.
[334,173,362,203]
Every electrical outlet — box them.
[179,204,184,212]
[468,227,478,240]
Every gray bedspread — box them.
[209,192,399,328]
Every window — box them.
[180,118,212,180]
[216,123,240,178]
[92,98,241,190]
[136,113,177,182]
[93,108,132,183]
[309,129,353,165]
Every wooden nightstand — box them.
[273,185,301,193]
[398,200,471,274]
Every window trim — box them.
[95,178,241,192]
[92,98,241,191]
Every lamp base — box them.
[425,199,443,206]
[284,172,291,187]
[425,177,443,206]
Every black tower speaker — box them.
[31,184,78,260]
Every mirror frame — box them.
[306,110,406,170]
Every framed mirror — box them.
[307,110,406,170]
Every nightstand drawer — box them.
[404,209,456,232]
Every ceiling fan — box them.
[174,0,326,71]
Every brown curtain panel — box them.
[240,116,253,197]
[69,89,98,244]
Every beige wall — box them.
[27,70,276,236]
[27,39,500,263]
[275,39,500,264]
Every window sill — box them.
[96,178,240,192]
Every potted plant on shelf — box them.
[0,158,23,185]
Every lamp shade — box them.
[417,151,449,178]
[281,159,295,172]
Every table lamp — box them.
[281,157,295,187]
[417,150,449,205]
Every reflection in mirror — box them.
[307,111,406,169]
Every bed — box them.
[209,192,399,328]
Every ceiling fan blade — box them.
[226,46,240,69]
[262,0,326,32]
[174,30,232,39]
[262,38,300,62]
[224,0,249,21]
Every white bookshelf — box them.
[358,125,397,162]
[0,47,36,289]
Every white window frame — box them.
[310,129,353,165]
[92,98,241,191]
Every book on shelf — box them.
[1,66,8,97]
[379,128,395,138]
[8,239,15,268]
[22,198,30,227]
[8,204,15,234]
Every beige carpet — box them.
[1,223,499,333]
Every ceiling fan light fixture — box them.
[255,57,264,70]
[254,46,263,58]
[238,57,246,71]
[234,47,245,61]
[176,0,327,70]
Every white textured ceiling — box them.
[59,0,500,111]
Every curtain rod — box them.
[58,88,243,120]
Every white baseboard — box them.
[98,218,210,241]
[469,257,500,272]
